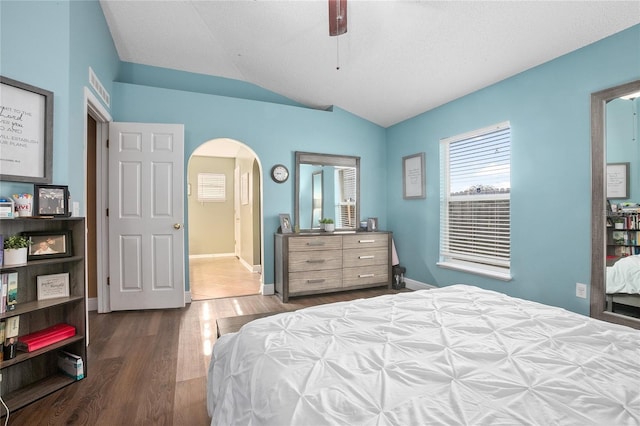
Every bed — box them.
[207,285,640,425]
[606,255,640,311]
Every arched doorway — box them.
[187,138,263,300]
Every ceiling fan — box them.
[328,0,347,36]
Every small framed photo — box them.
[37,272,70,300]
[24,230,73,260]
[33,184,70,217]
[367,217,378,232]
[279,213,293,234]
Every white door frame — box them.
[83,87,112,315]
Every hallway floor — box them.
[189,256,261,300]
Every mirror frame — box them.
[591,79,640,329]
[295,151,360,232]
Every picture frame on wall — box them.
[24,230,73,261]
[403,153,426,199]
[606,162,630,199]
[0,76,54,184]
[33,184,70,217]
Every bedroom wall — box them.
[187,156,235,256]
[607,97,640,204]
[0,0,120,203]
[386,24,640,315]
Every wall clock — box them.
[271,164,289,183]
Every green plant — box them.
[320,218,334,224]
[4,235,31,250]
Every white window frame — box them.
[438,121,512,281]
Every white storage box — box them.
[58,351,84,380]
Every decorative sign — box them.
[37,273,70,301]
[607,162,630,199]
[0,76,53,183]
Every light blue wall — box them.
[0,0,119,205]
[2,0,639,314]
[607,98,640,203]
[111,82,387,284]
[386,25,640,315]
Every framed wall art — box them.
[403,152,425,199]
[606,162,630,199]
[33,184,69,217]
[24,230,73,261]
[0,76,54,183]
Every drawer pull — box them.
[358,273,375,278]
[306,259,326,264]
[307,279,326,284]
[359,255,374,259]
[359,239,376,243]
[307,241,326,246]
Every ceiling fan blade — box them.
[328,0,347,36]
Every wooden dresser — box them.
[275,232,392,302]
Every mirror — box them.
[295,151,360,231]
[591,79,640,329]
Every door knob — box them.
[174,223,182,230]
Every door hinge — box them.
[106,208,109,217]
[106,138,109,148]
[107,276,110,286]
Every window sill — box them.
[437,261,512,282]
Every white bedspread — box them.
[607,255,640,293]
[207,285,640,425]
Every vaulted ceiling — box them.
[100,1,640,128]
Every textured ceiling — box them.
[100,0,640,128]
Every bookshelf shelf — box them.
[0,217,86,415]
[606,212,640,264]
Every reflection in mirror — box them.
[295,152,360,231]
[591,79,640,329]
[311,171,323,228]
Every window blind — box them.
[197,173,225,202]
[440,122,511,271]
[337,167,357,227]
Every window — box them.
[197,173,225,202]
[336,167,356,228]
[439,122,511,280]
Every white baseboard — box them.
[87,297,98,312]
[185,291,192,304]
[261,282,275,295]
[405,278,437,291]
[189,253,235,259]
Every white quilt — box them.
[607,255,640,293]
[207,285,640,425]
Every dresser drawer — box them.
[289,236,342,252]
[289,269,343,293]
[342,233,389,250]
[343,265,389,287]
[343,247,388,268]
[289,250,342,272]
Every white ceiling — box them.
[100,0,640,128]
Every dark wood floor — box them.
[8,287,407,425]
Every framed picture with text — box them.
[0,76,53,183]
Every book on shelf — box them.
[17,323,76,352]
[6,271,17,311]
[0,235,3,267]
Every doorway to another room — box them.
[188,139,263,301]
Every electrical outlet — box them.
[576,282,587,299]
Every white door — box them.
[234,166,241,258]
[108,122,185,310]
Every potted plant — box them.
[321,218,335,232]
[3,234,31,266]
